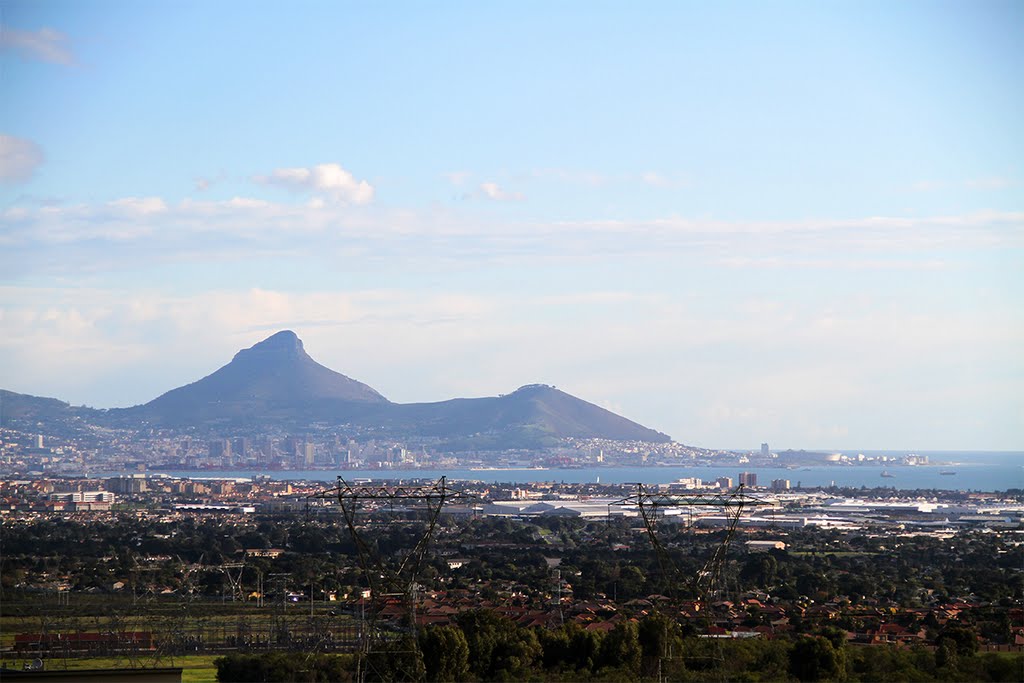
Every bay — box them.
[141,451,1023,492]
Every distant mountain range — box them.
[1,331,670,449]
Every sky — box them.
[1,1,1022,451]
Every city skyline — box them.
[2,1,1022,450]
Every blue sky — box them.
[2,1,1022,450]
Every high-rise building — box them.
[232,437,250,459]
[300,442,315,467]
[209,439,232,462]
[771,479,790,492]
[739,472,758,487]
[716,476,733,490]
[257,437,275,463]
[760,443,770,457]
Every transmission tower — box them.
[611,484,778,677]
[610,484,777,603]
[311,476,475,682]
[313,476,474,615]
[219,562,246,603]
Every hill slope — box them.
[379,384,669,446]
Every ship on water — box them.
[940,470,957,475]
[881,470,895,478]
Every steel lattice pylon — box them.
[312,476,475,618]
[609,484,778,601]
[311,476,475,682]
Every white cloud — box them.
[0,25,75,65]
[911,177,1018,192]
[3,196,1022,284]
[0,134,45,183]
[640,171,670,187]
[965,176,1015,190]
[910,180,944,192]
[444,171,471,186]
[639,171,690,188]
[107,197,168,215]
[715,256,950,271]
[224,197,271,210]
[259,162,374,205]
[530,168,688,189]
[531,168,607,187]
[479,181,524,202]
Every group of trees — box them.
[4,509,1022,679]
[215,608,1023,682]
[4,514,1022,639]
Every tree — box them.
[617,565,646,600]
[596,621,641,678]
[638,611,682,678]
[455,609,541,680]
[936,624,978,657]
[365,635,425,682]
[740,554,778,588]
[539,622,603,673]
[215,652,354,682]
[789,635,844,682]
[420,625,470,682]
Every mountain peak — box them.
[510,383,555,395]
[233,330,305,361]
[134,330,388,424]
[262,329,301,346]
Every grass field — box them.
[0,655,220,683]
[0,592,358,653]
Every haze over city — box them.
[2,1,1022,451]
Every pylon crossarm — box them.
[609,483,778,510]
[311,475,475,507]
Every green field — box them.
[0,591,358,652]
[0,655,219,683]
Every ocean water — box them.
[147,451,1023,492]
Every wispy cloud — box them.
[107,197,168,216]
[715,257,950,271]
[965,176,1016,190]
[531,168,608,187]
[0,25,75,66]
[479,181,524,202]
[257,162,374,205]
[640,171,671,187]
[910,180,945,192]
[639,171,690,188]
[3,192,1020,278]
[443,171,471,186]
[0,134,45,183]
[910,177,1018,192]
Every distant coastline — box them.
[104,451,1024,493]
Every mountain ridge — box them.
[1,331,671,447]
